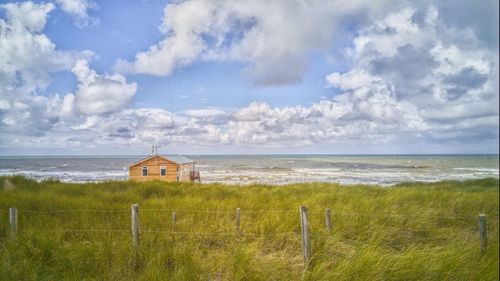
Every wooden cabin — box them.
[128,155,200,182]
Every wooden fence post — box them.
[172,212,177,230]
[131,204,139,247]
[9,207,17,239]
[478,214,487,255]
[235,208,241,233]
[300,205,311,268]
[325,208,332,236]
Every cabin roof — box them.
[130,154,195,167]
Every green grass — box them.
[0,176,498,281]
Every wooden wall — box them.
[129,156,195,182]
[129,156,176,182]
[178,163,195,181]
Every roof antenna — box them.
[152,145,161,155]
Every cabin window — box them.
[142,166,148,176]
[160,166,166,176]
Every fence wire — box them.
[28,228,302,238]
[2,207,496,242]
[12,207,496,220]
[22,209,129,214]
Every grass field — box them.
[0,176,498,280]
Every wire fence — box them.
[1,205,495,266]
[1,208,490,218]
[1,207,493,227]
[0,207,496,226]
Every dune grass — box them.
[0,176,498,280]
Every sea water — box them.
[0,155,498,185]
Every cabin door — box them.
[176,166,179,181]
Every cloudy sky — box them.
[0,0,498,155]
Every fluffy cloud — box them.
[1,91,496,153]
[0,1,497,154]
[0,2,89,92]
[0,1,132,140]
[72,60,137,115]
[114,0,392,85]
[326,6,498,142]
[71,5,495,151]
[34,97,423,150]
[55,0,98,27]
[68,108,177,144]
[114,0,498,88]
[0,1,91,136]
[183,108,227,118]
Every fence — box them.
[2,205,492,269]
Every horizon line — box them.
[0,153,499,157]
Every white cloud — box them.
[134,108,175,129]
[114,0,497,91]
[0,2,91,92]
[325,6,498,141]
[1,1,53,33]
[0,1,91,136]
[71,114,99,130]
[114,0,212,76]
[326,70,380,91]
[72,60,137,115]
[1,91,496,153]
[60,93,76,117]
[183,108,226,118]
[114,0,393,85]
[55,0,98,28]
[233,102,273,122]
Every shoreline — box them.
[2,174,499,187]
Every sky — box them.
[0,0,498,155]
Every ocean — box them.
[0,155,498,186]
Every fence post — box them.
[325,208,332,236]
[9,207,17,239]
[478,214,487,255]
[172,212,177,230]
[300,205,311,268]
[235,208,241,234]
[131,204,139,247]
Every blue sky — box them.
[0,0,498,155]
